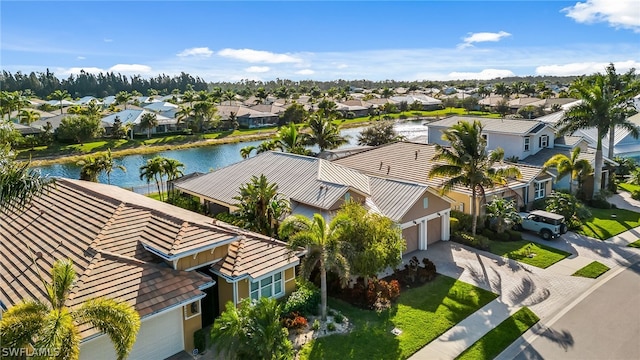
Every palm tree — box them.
[494,82,510,98]
[543,147,593,195]
[306,115,348,153]
[161,158,184,198]
[0,146,53,212]
[210,297,293,360]
[279,213,350,320]
[192,100,217,132]
[103,148,126,185]
[222,90,236,105]
[486,198,521,234]
[18,109,40,126]
[182,90,196,108]
[77,155,103,182]
[255,87,269,104]
[0,259,140,360]
[428,120,521,235]
[256,140,279,154]
[115,91,132,110]
[274,123,310,155]
[139,112,158,139]
[175,105,193,127]
[140,156,166,201]
[240,145,256,159]
[49,89,71,115]
[556,64,640,197]
[233,174,290,237]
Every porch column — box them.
[419,220,427,250]
[441,211,450,241]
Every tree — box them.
[279,213,350,320]
[0,121,23,149]
[0,259,140,360]
[0,145,53,212]
[255,87,269,104]
[316,99,340,120]
[306,115,348,153]
[18,109,40,125]
[274,123,310,155]
[103,148,126,185]
[115,91,132,110]
[111,116,129,139]
[57,115,104,144]
[233,174,290,237]
[334,202,405,282]
[140,156,166,201]
[77,155,102,182]
[428,120,521,235]
[48,89,71,114]
[461,96,479,113]
[495,99,510,117]
[139,112,158,139]
[240,145,256,159]
[494,82,510,97]
[485,198,521,234]
[543,147,592,195]
[357,120,405,146]
[556,63,640,197]
[210,298,293,360]
[280,102,307,125]
[162,158,184,198]
[192,100,218,132]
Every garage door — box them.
[403,225,419,254]
[427,217,442,245]
[80,307,184,360]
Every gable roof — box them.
[427,116,551,136]
[333,141,546,195]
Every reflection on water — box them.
[36,120,429,188]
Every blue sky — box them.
[2,0,639,82]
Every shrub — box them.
[451,231,489,250]
[281,311,308,331]
[450,217,461,232]
[194,327,207,353]
[531,198,548,210]
[588,196,611,209]
[451,210,473,232]
[327,322,336,332]
[283,279,321,316]
[493,231,510,242]
[334,312,344,324]
[506,229,522,241]
[312,319,320,331]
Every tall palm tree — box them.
[102,148,126,185]
[428,120,521,235]
[0,259,140,360]
[161,158,184,198]
[222,90,236,105]
[18,109,41,126]
[543,147,593,195]
[603,64,640,161]
[494,82,510,98]
[49,89,71,115]
[256,140,279,154]
[139,112,158,139]
[115,91,132,110]
[233,174,290,237]
[556,64,640,197]
[77,155,103,182]
[255,87,269,104]
[175,105,193,127]
[0,146,53,212]
[140,156,166,201]
[306,115,348,152]
[240,145,256,159]
[278,213,350,320]
[192,100,217,132]
[274,123,310,155]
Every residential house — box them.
[333,141,553,214]
[426,116,556,162]
[101,109,178,136]
[217,105,279,128]
[390,95,442,110]
[0,179,300,359]
[175,151,455,253]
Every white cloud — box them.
[536,60,640,76]
[218,48,303,63]
[108,64,152,74]
[60,67,105,75]
[245,66,270,73]
[563,0,640,32]
[336,64,349,69]
[447,69,516,80]
[459,31,511,49]
[103,38,113,43]
[296,69,315,75]
[77,56,86,60]
[177,47,213,57]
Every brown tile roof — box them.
[333,141,544,195]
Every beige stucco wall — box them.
[218,279,234,314]
[401,191,450,223]
[176,245,229,271]
[402,225,419,253]
[285,267,296,294]
[328,190,367,211]
[427,217,442,244]
[237,278,250,302]
[182,302,202,353]
[444,191,471,214]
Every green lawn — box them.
[617,183,640,193]
[578,207,640,240]
[487,240,571,269]
[456,307,539,360]
[572,261,610,279]
[298,275,498,360]
[628,239,640,248]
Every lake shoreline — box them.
[29,120,378,167]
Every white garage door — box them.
[80,307,184,360]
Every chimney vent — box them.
[387,165,391,175]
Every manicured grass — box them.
[617,183,640,193]
[298,275,498,360]
[572,261,610,279]
[578,207,640,240]
[456,307,539,360]
[628,239,640,248]
[487,240,571,269]
[145,192,164,201]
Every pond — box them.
[36,120,430,190]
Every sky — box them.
[1,0,639,82]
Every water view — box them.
[36,120,430,190]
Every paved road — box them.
[512,261,640,360]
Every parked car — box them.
[514,210,568,240]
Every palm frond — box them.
[0,300,49,348]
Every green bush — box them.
[451,231,489,250]
[631,190,640,200]
[506,229,523,241]
[327,322,337,331]
[312,319,320,330]
[334,312,344,324]
[451,210,472,232]
[194,327,207,353]
[215,211,241,225]
[283,279,321,316]
[450,217,461,233]
[531,198,548,210]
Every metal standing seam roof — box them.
[427,116,547,135]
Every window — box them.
[534,182,546,200]
[538,135,548,148]
[345,192,351,201]
[524,138,530,152]
[423,198,429,209]
[250,271,284,300]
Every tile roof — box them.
[427,116,548,136]
[333,141,544,195]
[521,147,605,168]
